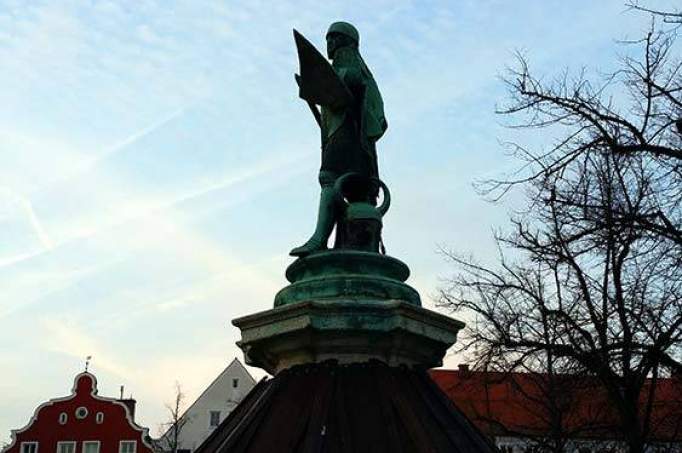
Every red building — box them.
[430,365,682,452]
[3,372,153,453]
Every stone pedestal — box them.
[203,21,497,451]
[195,362,497,453]
[218,250,497,453]
[234,250,464,375]
[234,299,464,375]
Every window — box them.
[58,412,68,425]
[95,412,104,424]
[232,378,239,388]
[118,441,136,453]
[21,442,38,453]
[75,407,88,419]
[209,410,221,427]
[82,442,100,453]
[57,442,76,453]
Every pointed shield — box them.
[293,29,352,109]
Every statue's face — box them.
[326,32,343,59]
[326,32,355,59]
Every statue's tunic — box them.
[320,47,387,184]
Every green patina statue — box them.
[290,22,388,257]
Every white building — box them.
[159,358,256,453]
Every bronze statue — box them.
[290,22,388,257]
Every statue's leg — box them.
[289,172,338,257]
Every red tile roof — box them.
[430,366,682,442]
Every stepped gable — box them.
[3,372,152,453]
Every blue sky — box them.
[0,0,665,441]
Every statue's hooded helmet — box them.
[327,21,359,44]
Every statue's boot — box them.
[290,185,336,257]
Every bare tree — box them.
[441,151,682,452]
[627,2,682,26]
[440,16,682,453]
[487,25,682,247]
[156,382,191,453]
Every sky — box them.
[0,0,669,443]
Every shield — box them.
[294,29,352,109]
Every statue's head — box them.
[326,21,359,59]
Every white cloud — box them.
[0,188,53,249]
[41,316,132,379]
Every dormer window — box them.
[232,378,239,388]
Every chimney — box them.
[118,398,137,419]
[458,364,470,374]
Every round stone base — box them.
[275,250,421,307]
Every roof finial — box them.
[85,355,92,372]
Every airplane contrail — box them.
[30,106,188,195]
[0,187,53,250]
[95,106,186,163]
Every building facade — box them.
[158,358,256,453]
[3,372,153,453]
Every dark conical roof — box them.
[195,361,497,453]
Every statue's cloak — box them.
[324,46,387,144]
[294,30,387,145]
[294,29,386,181]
